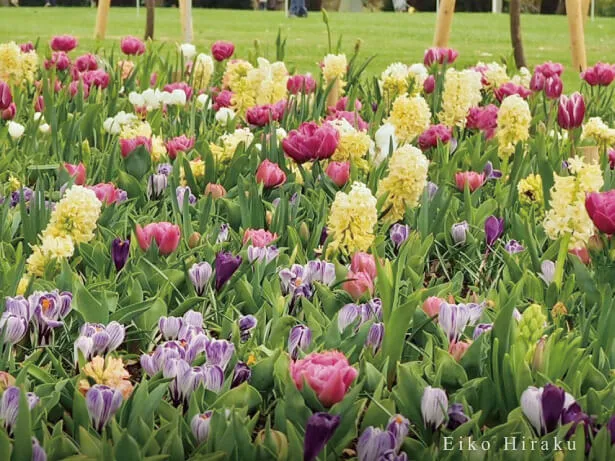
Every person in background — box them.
[289,0,307,16]
[44,0,56,6]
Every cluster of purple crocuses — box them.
[73,321,125,363]
[279,259,336,302]
[1,291,72,347]
[338,298,384,353]
[188,251,242,295]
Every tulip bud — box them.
[266,211,273,227]
[1,102,16,121]
[557,92,585,130]
[422,296,443,318]
[299,222,310,242]
[205,183,226,199]
[551,302,567,320]
[448,340,470,362]
[532,336,547,372]
[423,75,435,94]
[325,161,350,187]
[188,232,201,248]
[0,80,12,111]
[111,238,130,272]
[255,430,289,461]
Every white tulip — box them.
[179,43,197,61]
[7,121,25,140]
[215,107,235,124]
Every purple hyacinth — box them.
[288,324,312,360]
[484,216,505,247]
[189,262,213,296]
[111,238,130,271]
[389,223,410,249]
[230,362,251,388]
[215,251,242,291]
[85,385,123,432]
[303,412,341,461]
[504,239,525,254]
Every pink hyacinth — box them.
[289,351,358,407]
[166,135,195,160]
[50,35,78,52]
[418,124,452,151]
[121,36,146,56]
[242,228,277,248]
[135,222,181,255]
[282,122,340,164]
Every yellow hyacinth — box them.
[322,54,347,85]
[438,68,482,128]
[378,145,429,222]
[247,58,289,106]
[0,41,38,85]
[543,156,603,249]
[79,356,134,400]
[150,135,167,162]
[44,186,102,245]
[477,62,510,89]
[496,94,531,159]
[26,235,75,277]
[193,54,215,90]
[327,182,377,255]
[379,62,427,102]
[386,94,431,144]
[209,128,254,164]
[329,119,372,171]
[581,117,615,147]
[518,174,544,209]
[120,120,153,140]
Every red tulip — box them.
[455,171,485,192]
[342,270,374,299]
[255,159,286,188]
[350,252,377,280]
[50,35,78,52]
[325,161,350,187]
[581,62,615,86]
[586,191,615,235]
[120,36,146,56]
[287,74,317,94]
[166,135,195,160]
[205,183,226,199]
[557,92,585,130]
[494,82,531,102]
[211,41,235,62]
[282,122,339,164]
[418,124,452,150]
[544,76,563,99]
[64,162,86,185]
[135,222,181,255]
[34,96,45,113]
[1,102,16,121]
[120,136,151,158]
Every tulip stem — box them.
[554,233,571,290]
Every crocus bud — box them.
[205,183,226,199]
[557,92,585,130]
[158,316,183,340]
[191,411,213,444]
[120,36,146,56]
[0,313,28,345]
[238,315,257,342]
[303,413,341,461]
[111,238,130,271]
[188,231,201,248]
[85,385,123,432]
[447,404,469,430]
[231,362,251,388]
[389,223,410,248]
[256,159,286,188]
[147,173,168,199]
[64,162,86,185]
[325,161,350,187]
[214,251,242,291]
[366,322,384,353]
[343,270,374,299]
[451,221,469,245]
[421,386,448,429]
[0,80,12,111]
[350,252,377,280]
[357,427,396,461]
[544,76,563,99]
[189,262,213,296]
[484,216,504,246]
[288,324,312,360]
[211,40,235,61]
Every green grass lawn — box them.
[1,8,615,88]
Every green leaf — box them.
[11,387,32,461]
[114,433,142,461]
[124,145,152,180]
[211,383,262,412]
[72,280,108,324]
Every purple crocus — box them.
[305,260,336,286]
[447,403,469,429]
[438,303,472,342]
[504,239,524,254]
[357,427,396,461]
[0,386,39,434]
[215,251,242,291]
[421,386,448,430]
[303,412,341,461]
[205,339,235,371]
[288,324,312,360]
[10,187,33,207]
[147,173,168,199]
[230,362,251,388]
[238,315,257,342]
[191,411,213,444]
[520,384,577,435]
[0,312,28,345]
[5,296,32,321]
[31,291,72,345]
[484,216,504,246]
[482,161,502,181]
[163,359,202,405]
[366,323,384,353]
[85,385,124,432]
[111,238,130,271]
[32,437,47,461]
[157,163,173,176]
[201,364,225,392]
[189,262,213,296]
[247,245,279,264]
[473,323,493,340]
[337,304,360,332]
[451,221,469,245]
[216,223,230,244]
[426,181,439,200]
[176,186,196,206]
[75,322,125,362]
[386,414,410,451]
[140,343,184,376]
[539,260,556,285]
[389,223,410,249]
[158,316,184,340]
[607,415,615,445]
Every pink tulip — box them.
[120,136,152,158]
[343,270,374,299]
[74,53,98,73]
[0,81,12,111]
[289,351,358,407]
[69,81,90,99]
[326,110,369,131]
[582,62,615,86]
[418,124,452,151]
[350,252,377,280]
[82,70,110,89]
[121,36,146,56]
[45,52,71,71]
[243,228,277,248]
[35,96,45,113]
[50,35,78,52]
[211,41,235,62]
[423,296,444,318]
[455,171,485,192]
[1,102,16,121]
[88,183,127,205]
[166,135,195,160]
[135,222,181,255]
[256,159,286,188]
[423,75,435,94]
[163,82,193,100]
[64,162,86,185]
[325,161,350,187]
[534,62,564,78]
[494,82,531,102]
[557,92,585,130]
[466,105,498,140]
[282,122,340,164]
[213,90,233,111]
[205,183,226,199]
[424,47,459,66]
[287,74,317,94]
[449,340,471,362]
[586,191,615,235]
[20,42,34,53]
[569,247,590,265]
[544,76,563,99]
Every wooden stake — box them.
[94,0,111,40]
[566,0,587,72]
[145,0,155,40]
[433,0,456,47]
[582,0,591,22]
[179,0,193,43]
[509,0,527,69]
[326,80,341,110]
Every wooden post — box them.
[582,0,591,22]
[509,0,527,69]
[433,0,456,47]
[94,0,111,40]
[326,80,341,110]
[566,0,587,71]
[145,0,155,40]
[179,0,193,43]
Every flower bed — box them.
[1,27,615,460]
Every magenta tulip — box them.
[581,62,615,86]
[282,122,339,164]
[166,135,195,160]
[0,81,12,111]
[50,35,78,52]
[325,161,350,187]
[544,76,563,99]
[287,74,317,94]
[211,41,235,61]
[586,191,615,235]
[255,159,286,188]
[557,92,585,129]
[424,47,459,66]
[120,136,151,158]
[120,36,146,56]
[88,183,127,205]
[494,82,531,102]
[418,124,452,151]
[1,102,16,121]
